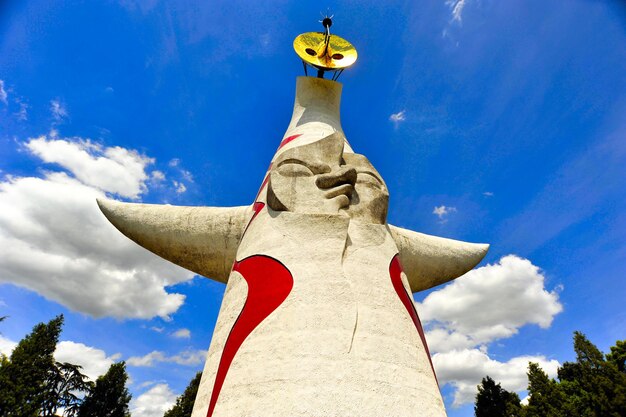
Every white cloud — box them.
[2,337,118,382]
[0,335,17,356]
[483,191,494,197]
[150,326,165,333]
[127,349,205,367]
[171,328,191,339]
[433,205,457,221]
[389,110,406,127]
[172,181,186,194]
[131,383,177,417]
[433,348,559,407]
[50,99,68,122]
[446,0,468,23]
[151,170,165,182]
[416,255,563,406]
[0,134,194,319]
[168,158,180,167]
[55,341,120,380]
[0,80,7,104]
[419,255,563,350]
[26,136,153,199]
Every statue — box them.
[97,19,488,417]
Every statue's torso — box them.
[192,211,445,417]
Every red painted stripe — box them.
[389,254,438,386]
[254,162,272,201]
[277,134,301,150]
[241,202,265,238]
[206,255,293,417]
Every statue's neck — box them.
[284,76,344,138]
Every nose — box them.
[315,166,357,189]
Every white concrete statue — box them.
[98,76,488,416]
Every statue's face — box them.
[267,133,389,224]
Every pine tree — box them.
[475,375,522,417]
[525,362,563,417]
[0,315,64,417]
[164,372,202,417]
[77,362,131,417]
[607,340,626,373]
[42,362,92,417]
[558,332,626,416]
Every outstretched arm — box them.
[389,225,489,292]
[97,199,250,283]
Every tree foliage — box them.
[77,362,131,417]
[42,362,93,417]
[0,315,64,416]
[607,339,626,373]
[0,315,131,417]
[525,362,563,417]
[475,332,626,417]
[164,371,202,417]
[475,376,522,417]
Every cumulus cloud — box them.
[433,205,456,221]
[171,328,191,339]
[2,336,119,382]
[26,136,153,199]
[0,335,17,356]
[55,341,120,380]
[419,255,563,350]
[417,255,563,406]
[131,383,177,417]
[50,99,68,122]
[0,134,194,319]
[0,80,7,104]
[433,349,559,406]
[127,349,206,367]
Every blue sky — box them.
[1,0,625,415]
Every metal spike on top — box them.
[293,15,358,80]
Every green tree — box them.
[558,332,626,416]
[607,339,626,373]
[475,375,523,417]
[0,315,64,417]
[42,362,93,417]
[164,372,202,417]
[525,362,563,417]
[77,362,131,417]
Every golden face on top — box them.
[293,32,358,70]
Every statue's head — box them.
[267,133,389,224]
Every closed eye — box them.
[276,160,314,177]
[357,170,384,186]
[277,158,331,175]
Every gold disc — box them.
[293,32,358,70]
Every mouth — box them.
[324,184,354,209]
